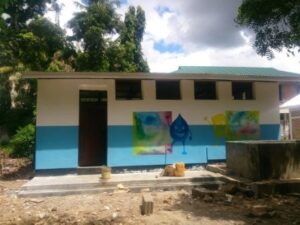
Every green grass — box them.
[0,143,13,156]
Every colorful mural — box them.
[133,112,172,155]
[210,111,260,141]
[225,111,260,140]
[133,111,258,156]
[170,114,192,154]
[211,113,226,140]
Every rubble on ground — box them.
[1,158,300,225]
[0,153,33,180]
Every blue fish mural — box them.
[170,114,192,154]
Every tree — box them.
[69,1,149,72]
[47,51,74,72]
[0,72,12,134]
[69,0,121,71]
[118,6,149,72]
[0,1,75,138]
[0,0,52,64]
[0,1,50,137]
[49,1,65,26]
[236,0,300,58]
[23,17,75,70]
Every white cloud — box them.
[47,0,300,74]
[1,13,11,20]
[127,0,300,73]
[144,38,300,73]
[45,0,80,34]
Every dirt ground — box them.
[0,151,34,180]
[1,155,300,225]
[0,179,299,225]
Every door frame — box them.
[78,87,108,167]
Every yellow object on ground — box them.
[101,166,111,179]
[164,165,175,176]
[162,163,185,177]
[175,162,185,177]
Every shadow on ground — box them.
[0,157,34,180]
[166,190,300,225]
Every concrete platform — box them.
[18,169,228,197]
[251,179,300,197]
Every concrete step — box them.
[206,163,227,175]
[251,179,300,198]
[18,170,229,197]
[18,180,224,198]
[77,166,103,175]
[21,175,219,191]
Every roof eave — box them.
[22,71,300,82]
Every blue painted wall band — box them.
[35,126,79,169]
[35,124,280,169]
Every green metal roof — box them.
[174,66,300,77]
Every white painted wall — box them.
[36,79,280,126]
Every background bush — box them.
[10,124,35,159]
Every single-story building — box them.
[23,66,300,171]
[278,81,300,140]
[280,94,300,139]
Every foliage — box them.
[0,0,149,158]
[49,1,65,26]
[119,6,149,72]
[69,1,148,72]
[0,25,72,134]
[0,0,51,31]
[9,124,35,158]
[0,136,9,147]
[47,51,74,72]
[106,41,137,72]
[0,0,53,66]
[7,18,75,71]
[236,0,300,58]
[0,0,75,70]
[0,1,75,151]
[0,73,12,132]
[69,0,121,71]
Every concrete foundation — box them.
[226,141,300,181]
[18,170,226,197]
[251,179,300,197]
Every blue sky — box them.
[155,5,172,17]
[47,0,300,73]
[81,0,128,6]
[154,40,183,54]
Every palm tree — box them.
[49,1,64,26]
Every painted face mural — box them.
[170,114,192,154]
[133,112,172,155]
[225,111,260,140]
[209,111,260,142]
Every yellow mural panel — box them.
[211,113,226,125]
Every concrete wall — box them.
[289,107,300,139]
[227,141,300,180]
[280,83,299,102]
[37,80,279,126]
[35,78,280,169]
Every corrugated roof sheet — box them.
[174,66,300,77]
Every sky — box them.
[46,0,300,73]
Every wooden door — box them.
[79,90,107,166]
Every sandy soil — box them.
[0,180,300,225]
[0,155,300,225]
[0,152,33,180]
